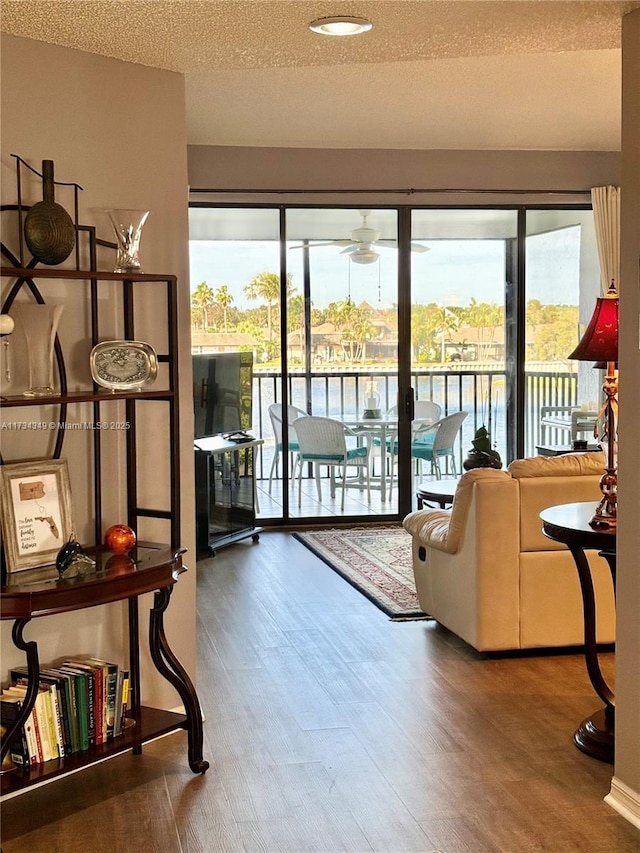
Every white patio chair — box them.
[292,415,372,510]
[411,410,469,480]
[385,400,442,498]
[267,403,307,494]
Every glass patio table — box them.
[338,414,434,502]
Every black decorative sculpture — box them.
[463,425,502,470]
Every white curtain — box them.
[591,185,621,293]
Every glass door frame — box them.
[189,200,594,526]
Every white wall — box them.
[187,146,619,202]
[1,34,196,711]
[606,7,640,829]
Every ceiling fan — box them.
[292,209,429,264]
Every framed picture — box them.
[0,459,73,573]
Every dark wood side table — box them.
[416,478,460,509]
[1,544,209,796]
[540,502,616,763]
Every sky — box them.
[189,226,581,311]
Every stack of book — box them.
[0,659,130,767]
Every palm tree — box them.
[191,281,215,330]
[244,271,294,342]
[214,284,234,332]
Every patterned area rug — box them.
[294,526,432,621]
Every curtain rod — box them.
[190,187,592,196]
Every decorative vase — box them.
[13,303,64,397]
[106,209,149,274]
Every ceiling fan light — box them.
[309,16,373,36]
[350,248,379,264]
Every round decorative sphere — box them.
[104,524,136,554]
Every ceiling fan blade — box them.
[376,239,429,253]
[290,241,339,249]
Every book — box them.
[10,668,67,758]
[1,688,39,765]
[0,696,31,767]
[40,683,61,760]
[113,669,125,737]
[41,669,73,756]
[32,687,54,762]
[78,661,103,745]
[84,659,118,741]
[59,666,90,751]
[119,669,130,733]
[54,667,80,754]
[63,662,97,747]
[4,684,50,762]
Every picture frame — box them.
[0,459,73,573]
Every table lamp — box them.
[568,280,619,529]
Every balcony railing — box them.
[249,367,579,481]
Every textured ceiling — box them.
[2,1,639,149]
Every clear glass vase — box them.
[13,303,64,397]
[106,209,149,274]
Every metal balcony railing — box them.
[249,367,579,481]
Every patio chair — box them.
[292,415,372,510]
[539,406,599,445]
[267,403,307,494]
[411,410,469,480]
[384,400,442,498]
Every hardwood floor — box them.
[2,531,639,852]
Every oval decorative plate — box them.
[90,341,158,391]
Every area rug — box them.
[294,526,432,621]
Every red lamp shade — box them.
[568,281,619,363]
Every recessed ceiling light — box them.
[309,16,373,36]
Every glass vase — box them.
[13,303,64,397]
[106,209,149,274]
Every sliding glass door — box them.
[409,209,516,484]
[189,202,597,525]
[524,210,601,452]
[285,208,400,519]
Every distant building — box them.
[191,332,259,354]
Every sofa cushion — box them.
[508,452,604,552]
[507,450,604,479]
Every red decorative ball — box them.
[104,524,136,554]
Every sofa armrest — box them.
[403,467,511,554]
[403,509,454,552]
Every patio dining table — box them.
[338,413,435,502]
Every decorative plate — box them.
[90,341,158,391]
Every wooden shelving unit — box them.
[0,262,209,795]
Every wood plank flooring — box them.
[2,531,639,852]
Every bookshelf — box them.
[0,259,208,795]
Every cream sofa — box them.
[402,452,616,652]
